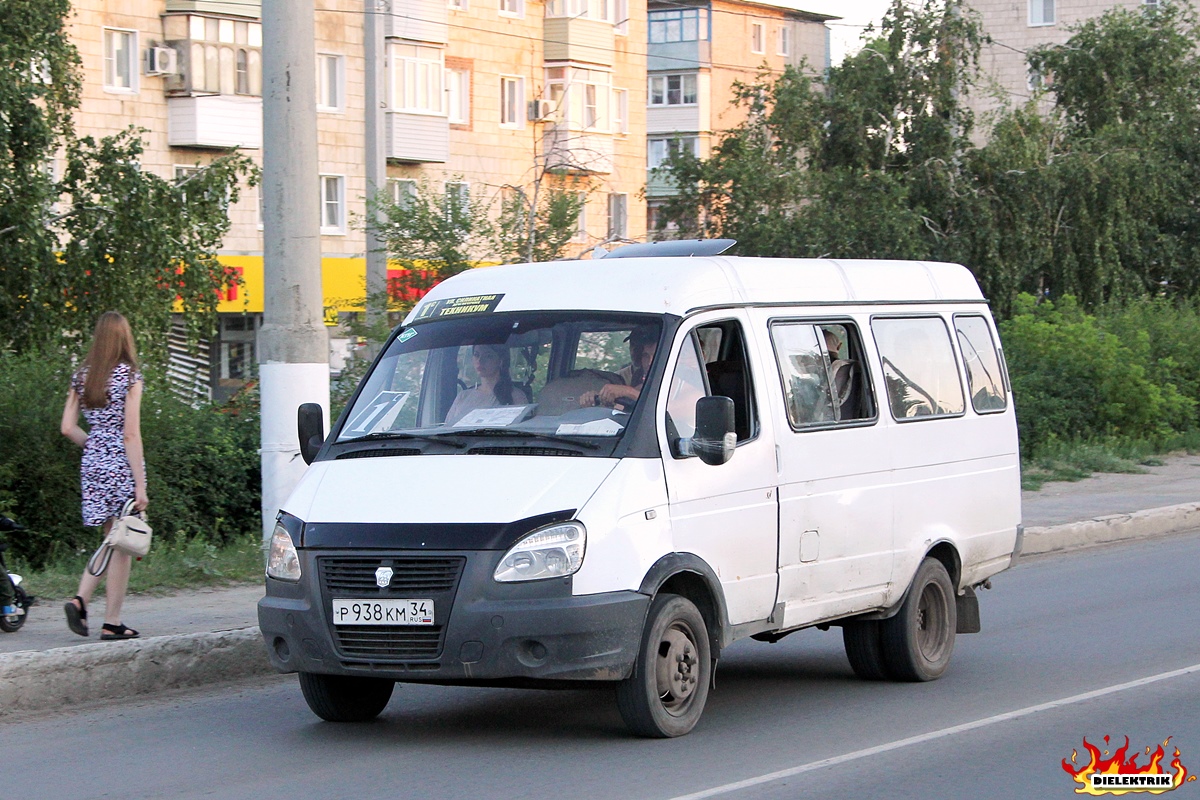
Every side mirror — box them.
[693,396,736,466]
[298,403,326,465]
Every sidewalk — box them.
[4,452,1200,717]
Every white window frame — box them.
[648,73,698,107]
[389,178,418,209]
[612,88,628,134]
[446,68,470,124]
[777,26,791,57]
[392,43,446,116]
[449,0,467,9]
[317,53,345,113]
[751,22,765,55]
[103,27,138,93]
[1029,0,1055,26]
[499,0,524,17]
[444,180,470,220]
[614,0,629,34]
[573,192,588,242]
[320,174,346,235]
[647,136,698,169]
[607,193,627,239]
[500,75,525,128]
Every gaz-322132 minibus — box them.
[258,240,1022,738]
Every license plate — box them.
[331,599,434,626]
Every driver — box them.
[579,325,658,409]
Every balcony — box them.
[648,40,710,72]
[386,112,449,163]
[168,95,262,149]
[165,0,259,17]
[544,18,615,66]
[386,0,449,44]
[543,125,613,174]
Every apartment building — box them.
[644,0,833,230]
[70,0,829,400]
[970,0,1159,122]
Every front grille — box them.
[320,557,464,594]
[334,625,444,660]
[319,556,466,661]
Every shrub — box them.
[0,349,260,567]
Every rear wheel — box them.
[616,593,711,738]
[298,672,395,722]
[880,558,956,682]
[0,585,29,633]
[842,620,887,680]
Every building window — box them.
[751,22,765,54]
[103,28,137,92]
[648,73,698,106]
[393,43,445,114]
[584,84,599,128]
[447,68,470,124]
[778,26,791,56]
[546,0,611,20]
[544,66,610,128]
[614,0,629,34]
[320,175,345,234]
[1029,0,1055,25]
[648,8,710,43]
[648,136,698,168]
[607,193,627,239]
[445,181,470,226]
[612,88,628,133]
[449,0,467,9]
[499,0,524,16]
[1026,67,1044,92]
[389,178,418,209]
[573,192,588,241]
[500,76,525,127]
[317,53,344,112]
[174,15,262,96]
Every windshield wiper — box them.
[440,427,601,451]
[341,431,467,448]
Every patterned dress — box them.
[71,363,143,527]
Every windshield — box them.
[336,312,665,454]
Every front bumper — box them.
[258,548,649,683]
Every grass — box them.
[1021,431,1200,491]
[11,533,265,602]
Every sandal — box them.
[64,595,88,637]
[100,622,139,640]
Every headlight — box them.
[266,522,302,581]
[493,522,586,583]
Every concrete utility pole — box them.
[259,0,329,539]
[364,0,388,329]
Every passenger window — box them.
[954,315,1008,413]
[872,317,965,420]
[770,321,873,429]
[665,320,758,455]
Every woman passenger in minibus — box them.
[445,344,529,425]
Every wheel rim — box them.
[915,580,950,663]
[654,621,701,717]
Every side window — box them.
[665,320,757,456]
[954,314,1008,413]
[770,321,873,429]
[872,317,965,420]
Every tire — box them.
[0,585,29,633]
[616,593,711,738]
[842,620,888,680]
[880,558,957,682]
[298,672,395,722]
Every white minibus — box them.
[259,240,1022,737]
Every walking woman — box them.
[60,311,147,640]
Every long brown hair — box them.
[79,312,139,408]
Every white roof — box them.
[404,257,986,323]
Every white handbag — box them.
[87,499,153,576]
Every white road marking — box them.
[669,662,1200,800]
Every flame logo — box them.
[1062,736,1196,795]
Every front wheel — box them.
[616,593,712,738]
[0,585,29,633]
[298,672,394,722]
[880,558,957,681]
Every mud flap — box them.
[956,586,981,634]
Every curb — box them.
[1021,501,1200,556]
[2,503,1199,719]
[0,626,273,719]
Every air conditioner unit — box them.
[145,47,178,76]
[527,99,553,122]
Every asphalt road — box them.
[5,532,1200,800]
